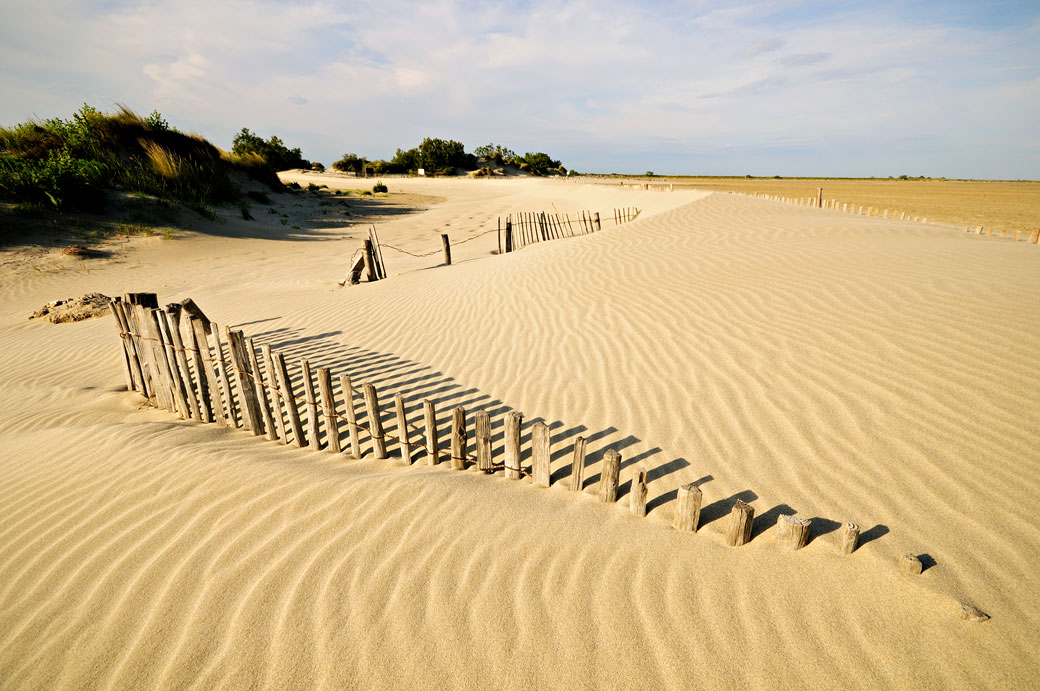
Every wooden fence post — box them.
[189,317,222,425]
[569,436,587,491]
[156,310,191,418]
[261,345,286,441]
[318,367,341,453]
[593,212,601,231]
[505,221,513,252]
[226,328,264,436]
[423,399,439,465]
[441,234,452,265]
[816,187,823,208]
[726,500,754,546]
[210,323,238,427]
[450,406,467,469]
[776,515,811,551]
[599,449,621,502]
[475,410,492,472]
[394,393,411,461]
[363,238,378,282]
[109,302,138,392]
[840,522,860,554]
[497,217,502,254]
[115,301,149,397]
[629,467,647,516]
[270,353,303,446]
[673,482,702,531]
[531,421,550,487]
[246,337,277,441]
[301,360,321,450]
[900,554,923,575]
[341,374,361,456]
[504,411,523,479]
[363,383,387,459]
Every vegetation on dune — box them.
[0,105,312,218]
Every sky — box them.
[1,0,1038,178]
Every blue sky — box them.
[1,0,1037,178]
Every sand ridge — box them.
[1,178,1038,688]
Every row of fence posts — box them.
[497,207,640,253]
[743,189,1040,243]
[108,291,866,556]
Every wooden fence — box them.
[741,188,1040,243]
[347,207,642,283]
[108,290,881,562]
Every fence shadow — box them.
[243,326,696,512]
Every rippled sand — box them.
[1,177,1038,688]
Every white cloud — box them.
[0,0,1037,177]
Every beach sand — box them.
[1,177,1038,688]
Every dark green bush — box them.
[372,181,387,193]
[231,128,309,171]
[332,153,364,174]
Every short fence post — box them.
[840,522,860,554]
[569,436,587,491]
[504,411,523,479]
[727,499,754,546]
[394,393,411,462]
[599,449,621,502]
[318,367,340,453]
[629,467,647,516]
[277,353,305,447]
[364,239,378,282]
[261,345,286,441]
[505,221,513,252]
[340,374,361,456]
[450,406,467,469]
[475,410,492,472]
[900,553,923,575]
[363,383,388,459]
[531,421,551,487]
[816,187,823,208]
[226,328,264,436]
[210,323,238,427]
[441,234,452,265]
[109,302,138,392]
[593,212,601,231]
[423,399,439,465]
[156,310,191,418]
[673,482,702,531]
[246,337,276,441]
[497,217,502,254]
[301,360,321,450]
[189,317,221,425]
[776,515,811,551]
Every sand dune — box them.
[1,178,1038,688]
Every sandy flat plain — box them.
[598,177,1040,237]
[1,176,1038,689]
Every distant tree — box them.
[646,171,654,177]
[332,152,364,174]
[521,152,561,175]
[311,161,325,172]
[473,143,517,165]
[231,128,308,170]
[390,147,420,172]
[418,137,468,173]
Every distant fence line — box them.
[735,188,1040,243]
[344,207,642,284]
[107,291,874,561]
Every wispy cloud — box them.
[0,0,1037,177]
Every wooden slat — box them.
[301,360,321,450]
[599,449,621,502]
[318,367,340,453]
[163,310,201,421]
[673,482,702,531]
[423,399,439,465]
[394,393,411,462]
[504,411,523,479]
[450,406,467,469]
[226,328,264,436]
[247,338,277,441]
[340,374,361,456]
[276,353,305,447]
[629,467,647,517]
[261,344,286,441]
[363,383,387,459]
[475,410,492,472]
[531,421,550,487]
[190,317,222,425]
[569,436,587,491]
[209,322,238,427]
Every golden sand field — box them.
[598,177,1040,236]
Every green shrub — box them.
[311,161,325,172]
[332,153,364,174]
[231,128,309,171]
[372,181,387,193]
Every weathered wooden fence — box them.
[349,208,642,283]
[110,291,892,564]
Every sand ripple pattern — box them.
[1,186,1038,688]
